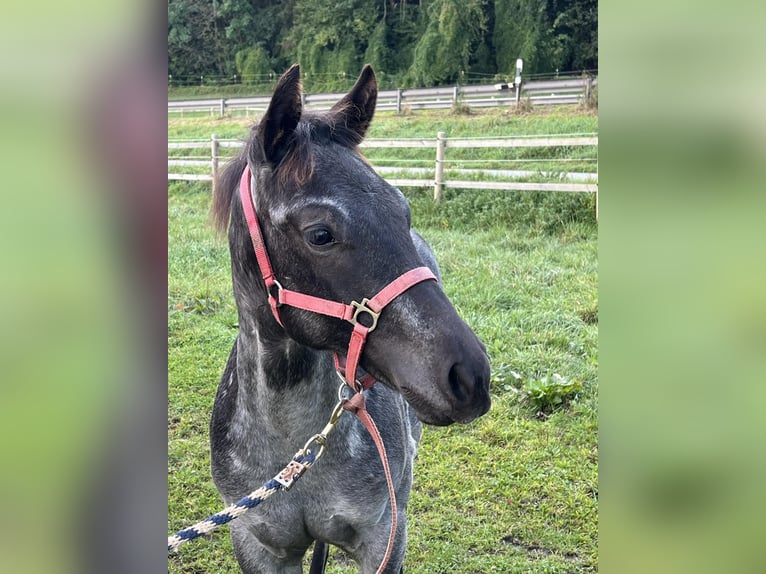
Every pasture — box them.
[168,108,598,572]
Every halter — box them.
[239,165,436,574]
[239,165,436,392]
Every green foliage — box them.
[286,0,379,92]
[235,46,273,84]
[495,0,555,76]
[407,0,487,86]
[168,0,229,82]
[219,0,255,49]
[548,0,598,72]
[363,18,391,75]
[523,373,584,413]
[168,0,597,88]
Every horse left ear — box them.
[329,64,377,145]
[258,64,303,167]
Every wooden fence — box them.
[168,133,599,218]
[168,77,597,117]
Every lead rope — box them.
[168,381,398,574]
[168,390,346,553]
[167,449,317,552]
[342,391,398,574]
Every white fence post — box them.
[396,88,402,114]
[220,98,225,118]
[434,131,446,202]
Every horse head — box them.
[216,65,491,425]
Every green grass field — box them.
[168,108,598,572]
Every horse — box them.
[209,63,491,573]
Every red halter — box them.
[239,165,436,391]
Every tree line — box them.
[168,0,597,91]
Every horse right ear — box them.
[329,64,377,146]
[257,64,302,166]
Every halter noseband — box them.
[239,165,437,392]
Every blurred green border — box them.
[601,3,766,573]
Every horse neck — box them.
[226,196,340,445]
[233,308,339,445]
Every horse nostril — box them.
[448,362,473,404]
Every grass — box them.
[169,107,597,140]
[169,83,277,100]
[168,108,598,572]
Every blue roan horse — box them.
[210,64,491,573]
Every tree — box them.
[235,46,273,84]
[494,0,597,77]
[547,0,598,71]
[286,0,379,91]
[168,0,229,83]
[494,0,556,77]
[168,0,598,89]
[407,0,488,86]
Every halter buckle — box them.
[350,298,380,332]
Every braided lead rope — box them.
[169,388,349,554]
[168,448,317,552]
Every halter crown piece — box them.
[239,165,436,574]
[239,165,436,391]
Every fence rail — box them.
[168,77,597,117]
[168,133,598,219]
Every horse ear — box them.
[258,64,302,166]
[329,64,377,144]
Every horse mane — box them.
[211,149,247,235]
[211,110,367,235]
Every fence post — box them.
[453,85,458,107]
[434,131,446,202]
[220,98,225,118]
[584,76,594,106]
[396,88,402,114]
[211,134,219,189]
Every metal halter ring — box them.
[268,279,284,307]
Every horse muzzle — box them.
[365,287,492,426]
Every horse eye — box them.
[304,226,335,247]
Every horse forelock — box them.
[274,120,315,190]
[212,109,372,237]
